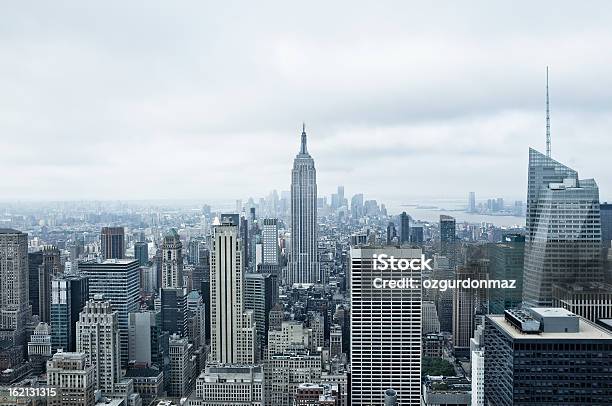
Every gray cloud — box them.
[1,1,612,205]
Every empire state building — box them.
[288,124,320,284]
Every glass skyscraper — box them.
[523,149,602,307]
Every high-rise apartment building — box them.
[523,149,602,307]
[210,221,256,364]
[0,228,30,350]
[350,246,422,405]
[79,259,140,366]
[289,125,320,284]
[76,296,121,395]
[484,308,612,405]
[162,228,184,288]
[46,351,95,406]
[101,226,125,260]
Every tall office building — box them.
[159,287,188,337]
[523,149,602,307]
[484,308,612,405]
[289,125,320,284]
[28,250,43,317]
[38,246,61,323]
[162,228,184,288]
[79,259,140,367]
[552,282,612,322]
[134,241,148,266]
[488,234,525,314]
[101,226,125,260]
[168,334,195,398]
[46,351,95,406]
[386,222,397,245]
[128,310,164,367]
[244,272,277,348]
[0,228,30,350]
[51,275,89,352]
[439,215,457,268]
[601,202,612,247]
[76,296,121,395]
[351,193,364,219]
[350,246,422,405]
[262,218,280,265]
[468,192,476,213]
[399,212,410,244]
[210,220,256,364]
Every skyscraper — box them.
[244,272,277,348]
[38,245,61,323]
[76,296,121,395]
[289,124,320,285]
[439,215,457,268]
[134,241,149,266]
[51,275,88,352]
[488,234,525,314]
[468,192,476,213]
[351,193,364,219]
[209,220,256,364]
[350,246,422,405]
[0,228,30,350]
[262,218,280,265]
[100,226,125,260]
[523,149,602,307]
[399,212,410,244]
[79,259,140,366]
[161,228,184,288]
[386,222,397,245]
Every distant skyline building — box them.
[350,246,422,405]
[79,259,140,367]
[523,149,602,307]
[351,193,364,219]
[0,228,30,350]
[134,241,148,266]
[161,228,184,289]
[210,221,256,364]
[100,226,125,260]
[399,212,410,243]
[289,125,320,284]
[386,222,397,245]
[468,192,476,213]
[439,215,457,268]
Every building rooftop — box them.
[489,313,612,340]
[0,228,22,234]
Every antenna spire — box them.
[300,122,308,154]
[546,66,551,157]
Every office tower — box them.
[399,212,410,244]
[350,246,422,405]
[46,351,95,406]
[289,124,320,285]
[308,311,324,351]
[488,234,525,314]
[552,282,612,322]
[432,255,453,333]
[160,287,188,337]
[101,226,125,259]
[210,220,256,364]
[28,250,43,317]
[168,334,194,398]
[0,229,30,350]
[244,272,276,348]
[439,215,457,268]
[27,322,52,375]
[266,349,322,406]
[468,192,476,213]
[161,228,184,289]
[262,218,280,265]
[187,237,204,265]
[134,241,148,266]
[484,308,612,405]
[76,296,121,395]
[186,290,206,350]
[523,149,602,307]
[189,365,264,406]
[410,225,424,245]
[79,259,140,366]
[453,259,488,355]
[471,350,485,406]
[269,304,285,332]
[601,202,612,247]
[351,193,364,219]
[329,324,342,358]
[386,222,397,245]
[192,247,210,289]
[51,275,88,353]
[128,310,163,367]
[37,246,61,323]
[422,301,441,334]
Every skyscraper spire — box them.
[546,66,551,157]
[300,122,308,154]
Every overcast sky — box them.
[2,1,612,205]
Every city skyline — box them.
[2,2,612,201]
